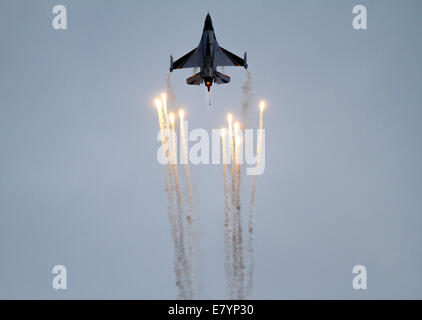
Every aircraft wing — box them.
[172,48,201,70]
[215,46,246,67]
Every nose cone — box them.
[203,13,213,31]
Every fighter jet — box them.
[169,13,248,92]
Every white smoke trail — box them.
[166,75,196,299]
[163,98,191,299]
[246,103,264,298]
[227,117,239,297]
[180,115,196,299]
[155,100,186,299]
[235,133,245,299]
[166,73,176,109]
[166,164,187,299]
[169,114,193,299]
[221,130,234,298]
[241,71,254,128]
[246,175,256,299]
[172,163,192,298]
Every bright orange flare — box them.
[221,128,226,137]
[161,93,167,103]
[234,122,240,133]
[259,100,266,112]
[155,98,162,110]
[179,109,185,120]
[227,113,233,124]
[169,113,175,125]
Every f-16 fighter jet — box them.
[169,13,248,92]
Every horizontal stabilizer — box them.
[186,72,202,85]
[214,71,231,84]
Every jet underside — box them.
[169,14,247,92]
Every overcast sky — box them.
[1,0,422,299]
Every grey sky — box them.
[1,0,422,299]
